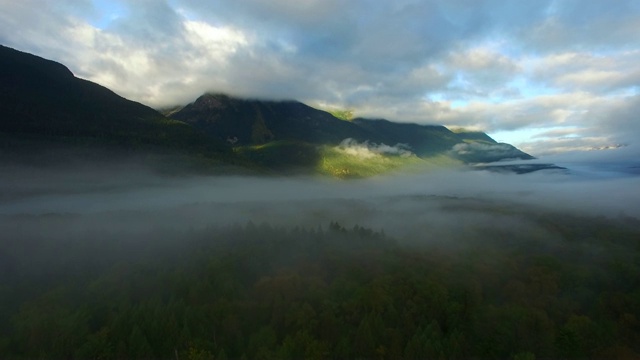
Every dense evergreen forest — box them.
[1,206,639,359]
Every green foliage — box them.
[234,141,463,178]
[327,109,355,121]
[317,145,427,178]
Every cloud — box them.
[337,138,414,159]
[2,160,639,225]
[518,137,620,157]
[533,127,585,139]
[531,50,640,92]
[447,46,521,90]
[592,94,640,145]
[522,0,640,52]
[451,142,524,160]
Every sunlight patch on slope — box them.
[318,146,422,178]
[318,140,462,178]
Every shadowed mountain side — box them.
[351,118,460,156]
[172,93,533,168]
[170,93,375,145]
[0,45,239,170]
[353,119,534,163]
[234,141,322,172]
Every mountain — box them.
[170,93,373,145]
[350,119,533,163]
[171,93,533,173]
[0,45,236,170]
[1,45,533,177]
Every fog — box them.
[3,156,640,358]
[337,138,414,158]
[1,157,639,243]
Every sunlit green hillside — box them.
[327,109,354,121]
[234,140,463,178]
[318,145,423,178]
[317,146,461,178]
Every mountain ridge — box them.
[1,44,534,176]
[171,92,534,164]
[0,44,243,172]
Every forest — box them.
[1,196,639,359]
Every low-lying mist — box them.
[1,158,639,243]
[3,157,640,359]
[2,159,640,211]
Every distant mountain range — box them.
[0,45,533,176]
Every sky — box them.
[1,0,639,157]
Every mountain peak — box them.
[193,93,234,110]
[171,92,364,146]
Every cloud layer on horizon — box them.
[0,0,639,156]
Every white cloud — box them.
[518,137,619,156]
[451,142,521,158]
[337,138,414,159]
[531,50,640,92]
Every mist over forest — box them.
[2,153,639,220]
[2,155,640,358]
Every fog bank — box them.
[1,162,639,216]
[1,161,639,244]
